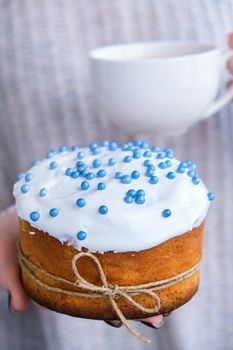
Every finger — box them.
[104,320,122,328]
[140,315,164,329]
[105,314,164,328]
[227,57,233,74]
[226,34,233,73]
[227,80,233,89]
[5,264,30,311]
[228,33,233,49]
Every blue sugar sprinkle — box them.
[147,164,155,171]
[108,157,116,166]
[151,146,160,152]
[137,189,145,196]
[143,150,152,158]
[123,155,132,163]
[71,171,80,178]
[163,147,173,153]
[30,211,40,221]
[78,165,87,174]
[31,159,39,166]
[150,176,159,184]
[115,171,123,179]
[21,184,30,193]
[77,231,87,240]
[59,145,68,152]
[124,195,134,204]
[192,176,200,185]
[49,161,58,170]
[77,167,87,176]
[157,152,166,159]
[185,160,193,167]
[146,168,155,177]
[86,172,95,180]
[133,150,141,159]
[133,140,142,147]
[164,148,174,158]
[121,175,132,184]
[121,143,129,151]
[47,150,56,159]
[81,181,90,190]
[187,170,196,177]
[143,159,152,167]
[65,168,73,176]
[176,165,185,173]
[25,173,33,182]
[189,163,197,170]
[77,151,85,159]
[39,188,47,197]
[101,140,109,147]
[128,145,134,151]
[127,142,133,148]
[97,182,106,190]
[71,145,79,151]
[17,173,25,180]
[97,169,106,178]
[166,151,174,159]
[167,171,176,180]
[92,159,101,168]
[89,143,98,150]
[76,198,86,207]
[207,192,215,201]
[76,161,85,167]
[158,162,167,169]
[135,195,145,204]
[180,161,189,168]
[131,170,140,179]
[162,209,171,218]
[165,160,172,167]
[108,141,118,151]
[81,171,87,177]
[127,189,137,198]
[128,143,135,150]
[49,208,59,217]
[99,205,108,214]
[140,141,148,149]
[92,147,101,155]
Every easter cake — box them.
[13,141,213,331]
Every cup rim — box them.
[90,41,219,62]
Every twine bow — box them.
[72,252,161,343]
[18,245,200,344]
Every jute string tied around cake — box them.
[18,245,200,344]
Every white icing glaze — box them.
[13,143,211,252]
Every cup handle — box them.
[203,50,233,118]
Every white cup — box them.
[90,41,233,136]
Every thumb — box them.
[5,264,30,311]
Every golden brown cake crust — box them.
[19,219,204,320]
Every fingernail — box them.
[163,311,172,317]
[8,293,17,313]
[141,318,164,329]
[105,320,122,328]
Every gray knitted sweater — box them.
[0,1,233,349]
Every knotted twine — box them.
[18,245,200,344]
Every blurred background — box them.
[0,1,233,349]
